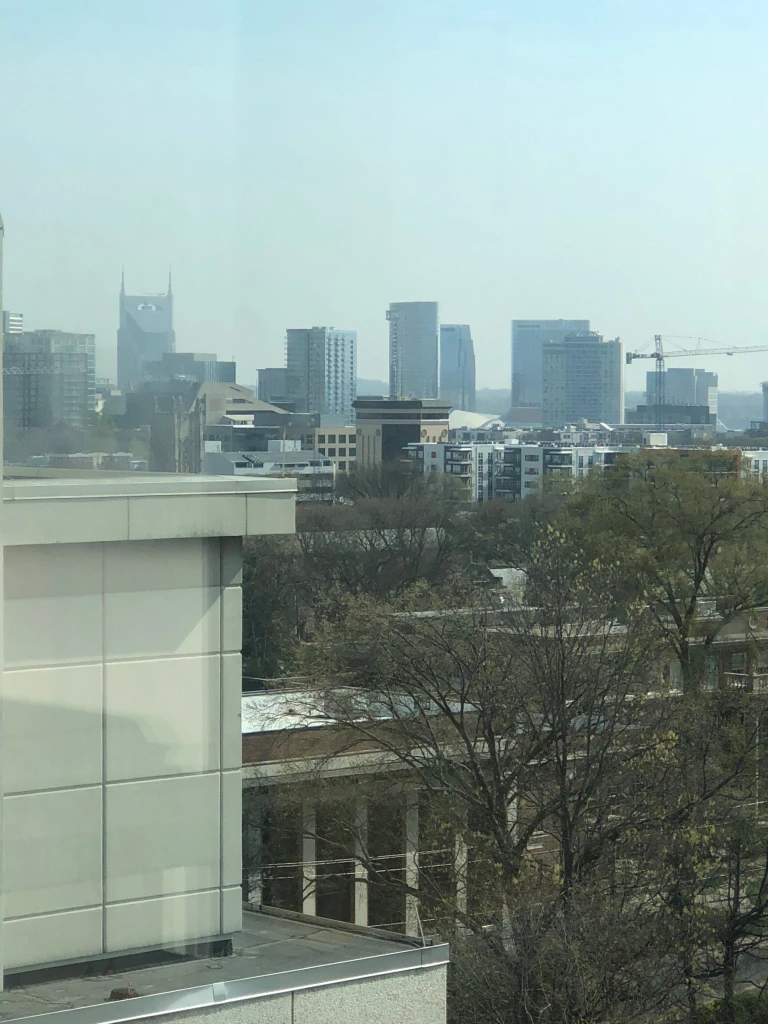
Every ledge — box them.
[2,475,296,546]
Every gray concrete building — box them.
[388,302,439,399]
[117,272,175,393]
[4,329,96,433]
[511,319,590,408]
[541,331,623,428]
[286,327,356,423]
[644,367,718,416]
[439,324,476,411]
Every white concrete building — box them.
[405,442,500,502]
[0,472,295,973]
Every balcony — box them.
[722,672,768,694]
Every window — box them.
[338,447,346,456]
[431,451,437,458]
[349,448,356,457]
[328,448,336,456]
[317,434,326,444]
[318,448,326,455]
[337,434,346,442]
[524,454,539,461]
[327,434,336,443]
[339,460,346,470]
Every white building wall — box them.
[2,534,245,970]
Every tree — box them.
[566,451,768,692]
[296,531,682,1024]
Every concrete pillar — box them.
[354,795,369,927]
[302,801,317,917]
[405,788,420,937]
[455,832,469,922]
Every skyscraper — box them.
[2,311,22,334]
[117,271,175,393]
[439,325,476,411]
[286,327,356,423]
[511,319,590,408]
[541,331,622,428]
[387,302,438,399]
[645,367,718,417]
[257,367,288,405]
[4,330,96,433]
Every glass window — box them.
[338,447,346,456]
[349,448,356,457]
[339,460,346,470]
[317,434,326,444]
[328,447,336,456]
[327,434,336,443]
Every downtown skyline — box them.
[4,1,768,392]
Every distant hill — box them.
[356,378,388,396]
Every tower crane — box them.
[625,335,768,430]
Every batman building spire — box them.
[117,272,175,393]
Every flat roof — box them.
[0,910,447,1023]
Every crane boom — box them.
[626,343,768,363]
[624,335,768,431]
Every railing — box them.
[722,672,768,694]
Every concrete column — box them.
[354,795,369,927]
[302,801,317,917]
[405,788,420,937]
[455,832,469,922]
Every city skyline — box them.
[4,2,768,393]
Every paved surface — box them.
[0,911,418,1020]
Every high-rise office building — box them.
[257,367,288,405]
[387,302,439,399]
[286,327,356,423]
[541,331,622,428]
[117,272,175,393]
[439,324,476,411]
[645,367,718,416]
[4,329,96,433]
[2,311,22,334]
[511,319,590,408]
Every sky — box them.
[3,0,768,392]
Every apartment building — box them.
[405,441,499,502]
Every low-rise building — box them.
[353,397,450,468]
[205,441,335,501]
[406,441,500,502]
[313,425,357,473]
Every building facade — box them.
[257,367,288,405]
[406,441,498,501]
[4,329,96,433]
[2,311,22,333]
[353,397,450,468]
[388,302,439,400]
[541,331,623,428]
[314,425,357,473]
[644,367,718,417]
[142,351,236,384]
[511,319,590,409]
[117,272,175,394]
[286,327,356,423]
[439,324,476,411]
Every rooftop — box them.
[1,471,296,546]
[0,910,447,1022]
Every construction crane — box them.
[625,335,768,430]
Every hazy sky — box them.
[3,0,768,391]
